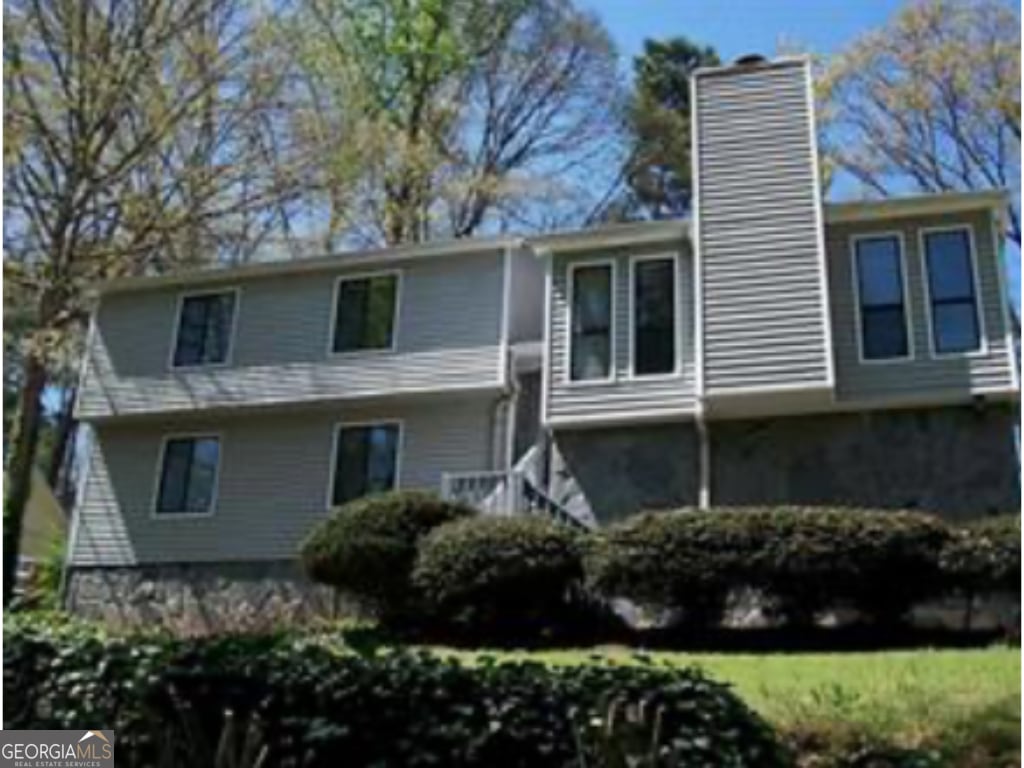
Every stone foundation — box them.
[710,404,1019,518]
[551,423,699,524]
[66,561,346,633]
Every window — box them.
[569,263,613,381]
[155,436,220,515]
[853,235,909,361]
[632,257,677,375]
[333,273,399,353]
[922,228,981,354]
[331,423,400,506]
[172,291,236,367]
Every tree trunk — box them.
[3,353,47,606]
[45,387,77,499]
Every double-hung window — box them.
[155,436,221,515]
[922,228,981,355]
[632,257,677,375]
[569,263,613,381]
[172,291,236,367]
[333,273,399,353]
[330,423,400,506]
[853,235,910,361]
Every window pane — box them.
[173,293,235,367]
[364,276,397,349]
[333,425,398,505]
[925,230,975,301]
[202,294,234,364]
[157,439,193,513]
[634,259,676,375]
[173,297,209,366]
[335,280,369,352]
[333,427,369,505]
[334,276,397,352]
[934,302,980,354]
[184,438,220,513]
[855,237,908,360]
[366,425,399,493]
[856,238,903,306]
[571,265,612,381]
[862,307,909,360]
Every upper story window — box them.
[632,256,677,375]
[330,422,400,506]
[922,228,982,355]
[332,272,399,354]
[569,262,613,381]
[155,435,220,515]
[853,235,910,361]
[172,291,236,368]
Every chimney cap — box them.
[733,53,768,66]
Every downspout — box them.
[689,70,710,511]
[696,404,711,510]
[490,392,511,472]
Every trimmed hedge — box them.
[413,515,582,637]
[585,508,953,626]
[299,490,475,621]
[3,613,790,768]
[583,511,750,626]
[940,515,1021,595]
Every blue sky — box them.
[584,0,1021,312]
[583,0,908,61]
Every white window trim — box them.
[565,258,617,386]
[167,287,241,372]
[150,432,223,519]
[849,232,914,365]
[325,419,404,510]
[627,252,683,380]
[327,269,403,357]
[918,224,987,359]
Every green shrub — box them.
[584,508,951,627]
[4,612,790,768]
[413,515,582,637]
[940,515,1021,596]
[299,490,475,621]
[742,508,950,625]
[583,511,753,626]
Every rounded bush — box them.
[583,510,754,626]
[412,515,582,636]
[584,507,951,627]
[741,507,951,625]
[299,490,475,620]
[940,515,1021,595]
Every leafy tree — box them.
[620,37,720,220]
[820,0,1021,244]
[2,0,296,605]
[276,0,624,245]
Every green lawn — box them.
[425,645,1020,762]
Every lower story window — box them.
[155,436,220,515]
[331,422,400,506]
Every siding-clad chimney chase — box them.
[692,57,833,396]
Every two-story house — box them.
[65,56,1019,624]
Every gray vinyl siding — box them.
[827,210,1016,402]
[694,59,832,393]
[507,247,545,344]
[69,395,499,565]
[77,250,506,419]
[545,240,697,424]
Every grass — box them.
[424,644,1020,765]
